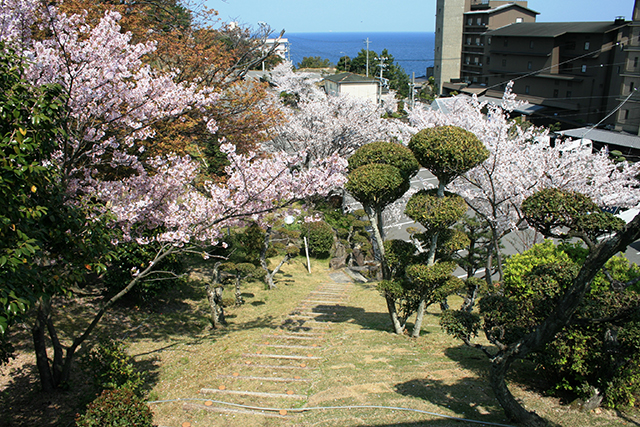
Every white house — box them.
[323,72,380,103]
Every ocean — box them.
[285,32,435,78]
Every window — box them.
[502,59,507,67]
[581,64,587,73]
[487,57,490,65]
[525,85,530,94]
[566,91,572,98]
[553,89,559,98]
[468,18,473,25]
[488,37,492,45]
[465,56,470,64]
[527,61,533,70]
[529,40,534,49]
[472,76,478,83]
[474,56,479,64]
[516,17,523,23]
[632,82,636,92]
[476,37,481,46]
[503,38,508,47]
[466,37,471,45]
[584,41,590,50]
[635,57,639,67]
[477,17,482,25]
[623,109,630,120]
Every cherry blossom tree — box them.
[265,61,411,160]
[0,1,347,391]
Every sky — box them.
[205,0,637,33]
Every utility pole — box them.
[376,56,388,105]
[364,38,371,77]
[409,72,416,109]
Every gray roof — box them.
[560,127,640,150]
[465,3,538,16]
[323,72,378,84]
[487,21,625,38]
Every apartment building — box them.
[461,1,538,84]
[434,0,640,134]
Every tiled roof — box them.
[487,21,625,38]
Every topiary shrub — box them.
[75,387,153,427]
[82,339,144,395]
[302,220,334,258]
[409,125,488,185]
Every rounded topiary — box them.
[346,163,409,210]
[409,125,488,184]
[76,387,153,427]
[348,141,419,181]
[404,189,467,231]
[302,220,334,257]
[522,188,625,240]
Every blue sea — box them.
[285,32,435,78]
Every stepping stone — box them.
[200,388,306,399]
[262,334,320,340]
[257,343,321,349]
[242,353,321,360]
[183,402,287,418]
[219,374,309,382]
[232,363,310,370]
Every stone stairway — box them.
[182,271,352,421]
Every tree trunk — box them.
[490,355,548,427]
[205,283,226,329]
[234,275,244,305]
[411,299,427,337]
[384,293,405,335]
[32,299,55,392]
[206,264,226,328]
[484,213,640,424]
[365,205,388,279]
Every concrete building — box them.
[482,20,632,129]
[434,0,465,95]
[434,0,640,134]
[460,1,538,85]
[616,1,640,135]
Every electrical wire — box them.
[147,397,518,427]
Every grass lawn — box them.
[1,255,639,426]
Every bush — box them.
[76,387,153,427]
[82,339,144,395]
[103,241,183,303]
[302,220,334,258]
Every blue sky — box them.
[206,0,636,33]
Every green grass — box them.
[2,255,639,426]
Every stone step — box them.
[257,343,321,350]
[242,353,321,360]
[182,402,288,418]
[232,362,310,370]
[219,374,309,382]
[200,388,306,400]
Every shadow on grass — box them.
[394,376,503,418]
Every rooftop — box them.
[486,21,627,38]
[323,72,378,84]
[465,3,538,16]
[560,127,640,150]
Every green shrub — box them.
[82,339,144,395]
[75,387,153,427]
[302,220,334,257]
[103,241,183,303]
